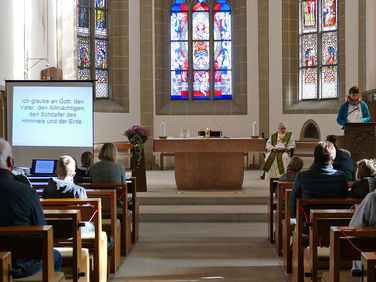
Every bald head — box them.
[0,138,13,170]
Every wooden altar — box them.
[153,138,266,190]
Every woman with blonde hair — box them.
[89,143,125,183]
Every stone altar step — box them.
[139,204,267,223]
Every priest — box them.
[263,122,296,180]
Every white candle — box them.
[160,122,166,137]
[252,121,256,136]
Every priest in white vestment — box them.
[263,122,296,180]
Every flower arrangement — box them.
[124,125,151,168]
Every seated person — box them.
[42,155,87,199]
[289,141,348,218]
[90,143,125,183]
[349,189,376,273]
[326,135,356,181]
[275,156,303,199]
[75,151,93,182]
[279,156,304,182]
[348,159,376,198]
[43,155,113,249]
[0,138,62,278]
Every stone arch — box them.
[299,119,321,141]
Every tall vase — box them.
[131,149,147,192]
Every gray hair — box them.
[0,138,12,167]
[278,122,287,128]
[56,155,76,178]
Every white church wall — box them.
[268,0,359,140]
[94,0,141,143]
[367,0,376,89]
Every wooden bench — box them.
[268,177,279,244]
[40,198,106,282]
[126,177,139,243]
[321,227,376,282]
[282,188,293,273]
[361,252,376,282]
[0,226,63,282]
[0,252,11,282]
[275,181,294,256]
[304,209,354,282]
[43,209,88,282]
[291,198,362,282]
[86,189,121,273]
[78,182,135,256]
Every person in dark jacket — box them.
[348,159,376,198]
[0,138,62,278]
[289,141,348,217]
[326,135,356,181]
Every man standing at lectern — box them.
[337,86,371,126]
[263,122,295,180]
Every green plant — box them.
[125,125,151,168]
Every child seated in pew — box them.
[275,156,303,199]
[348,159,376,198]
[75,151,93,183]
[42,155,114,250]
[43,155,87,199]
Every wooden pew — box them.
[78,182,137,256]
[43,209,88,282]
[282,188,293,273]
[40,198,106,282]
[126,177,139,243]
[304,209,354,282]
[361,252,376,282]
[86,189,121,273]
[0,252,11,282]
[268,177,279,244]
[0,226,63,282]
[291,198,362,282]
[275,181,294,256]
[321,227,376,282]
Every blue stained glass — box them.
[214,41,231,70]
[171,3,188,12]
[214,11,231,40]
[214,70,232,99]
[78,37,90,67]
[171,71,189,99]
[171,42,188,70]
[193,41,209,70]
[170,12,188,40]
[96,0,105,8]
[214,3,230,11]
[193,71,210,99]
[192,8,209,40]
[95,39,107,69]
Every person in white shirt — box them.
[263,122,296,180]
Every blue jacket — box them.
[337,100,371,126]
[289,163,348,217]
[332,149,356,181]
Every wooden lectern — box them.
[344,123,376,165]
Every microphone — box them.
[212,119,223,137]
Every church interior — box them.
[0,0,376,281]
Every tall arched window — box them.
[299,0,338,100]
[170,0,232,100]
[77,0,109,98]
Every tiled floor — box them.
[112,170,287,281]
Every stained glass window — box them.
[299,0,338,100]
[170,0,232,100]
[77,0,109,98]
